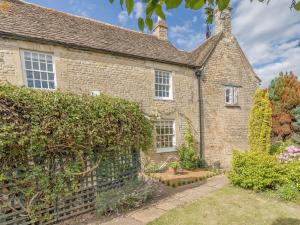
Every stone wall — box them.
[0,37,200,166]
[200,35,259,167]
[0,36,259,168]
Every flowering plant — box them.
[279,146,300,163]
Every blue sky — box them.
[26,0,300,87]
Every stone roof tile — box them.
[0,0,222,67]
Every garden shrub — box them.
[248,89,272,153]
[228,150,284,191]
[269,140,292,155]
[96,178,155,216]
[277,183,299,201]
[0,85,153,220]
[282,160,300,191]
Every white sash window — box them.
[21,50,56,90]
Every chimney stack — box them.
[153,17,168,41]
[215,7,232,35]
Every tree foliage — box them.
[268,72,300,142]
[0,84,153,221]
[107,0,300,31]
[269,72,300,113]
[248,89,272,152]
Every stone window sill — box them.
[154,98,175,102]
[156,147,177,153]
[225,104,241,108]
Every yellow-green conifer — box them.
[248,89,272,152]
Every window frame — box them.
[225,86,239,105]
[155,120,176,153]
[20,50,57,90]
[154,70,173,100]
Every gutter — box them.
[195,67,204,159]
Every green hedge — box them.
[228,151,285,191]
[228,150,300,194]
[0,85,153,219]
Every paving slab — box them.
[154,198,185,211]
[96,175,228,225]
[129,207,166,224]
[95,217,143,225]
[204,175,229,188]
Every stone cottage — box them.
[0,0,260,167]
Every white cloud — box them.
[68,0,95,17]
[118,11,130,25]
[232,0,300,87]
[165,11,173,16]
[117,2,145,26]
[170,16,203,50]
[134,2,144,19]
[192,16,198,23]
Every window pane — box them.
[48,73,54,81]
[48,81,55,89]
[39,54,46,62]
[46,55,52,63]
[24,52,31,60]
[234,87,238,104]
[47,64,53,72]
[34,80,41,88]
[225,88,230,103]
[26,70,33,79]
[32,53,38,61]
[27,79,34,87]
[32,61,39,70]
[41,72,47,80]
[34,71,40,79]
[25,60,32,70]
[40,62,46,71]
[42,81,48,89]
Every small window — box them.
[155,120,176,153]
[155,70,172,100]
[225,86,238,105]
[22,50,56,90]
[91,91,100,96]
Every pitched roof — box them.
[0,0,222,67]
[189,33,223,66]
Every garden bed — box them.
[150,169,218,187]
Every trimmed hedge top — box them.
[0,85,153,168]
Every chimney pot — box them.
[153,17,168,40]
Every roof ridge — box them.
[189,32,223,53]
[14,0,162,39]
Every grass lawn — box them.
[148,186,300,225]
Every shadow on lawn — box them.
[272,218,300,225]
